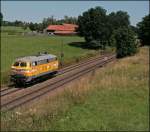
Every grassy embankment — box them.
[1,26,109,84]
[1,47,149,131]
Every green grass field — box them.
[1,47,149,131]
[1,26,30,36]
[1,34,100,84]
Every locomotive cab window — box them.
[13,61,27,67]
[13,62,20,66]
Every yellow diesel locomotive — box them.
[10,53,59,85]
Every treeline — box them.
[28,16,77,32]
[0,13,77,32]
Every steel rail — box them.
[0,87,11,92]
[0,53,112,97]
[1,55,115,111]
[0,89,21,97]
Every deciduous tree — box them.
[0,12,3,25]
[77,6,109,48]
[137,14,150,46]
[29,22,36,31]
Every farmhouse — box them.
[46,23,78,35]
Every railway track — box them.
[1,54,116,111]
[0,53,111,96]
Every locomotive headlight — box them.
[26,70,30,73]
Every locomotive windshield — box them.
[13,61,27,67]
[20,62,27,67]
[13,62,20,66]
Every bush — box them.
[88,40,100,49]
[87,40,110,50]
[115,27,138,58]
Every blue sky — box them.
[1,1,149,26]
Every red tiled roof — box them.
[46,24,78,31]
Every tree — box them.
[63,16,77,24]
[77,6,109,48]
[36,23,43,32]
[14,20,24,26]
[130,25,138,35]
[0,12,3,25]
[115,27,138,58]
[108,11,130,30]
[29,22,36,31]
[137,14,150,46]
[22,22,28,30]
[107,11,130,47]
[34,23,39,31]
[42,16,57,29]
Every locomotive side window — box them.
[48,57,56,62]
[48,58,52,62]
[31,57,57,66]
[37,59,48,65]
[32,62,37,66]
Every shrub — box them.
[115,27,138,58]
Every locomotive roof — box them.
[15,54,57,62]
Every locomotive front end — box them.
[10,61,32,84]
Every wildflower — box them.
[15,111,22,115]
[29,108,37,113]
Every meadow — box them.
[1,26,30,36]
[1,33,99,84]
[1,47,149,131]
